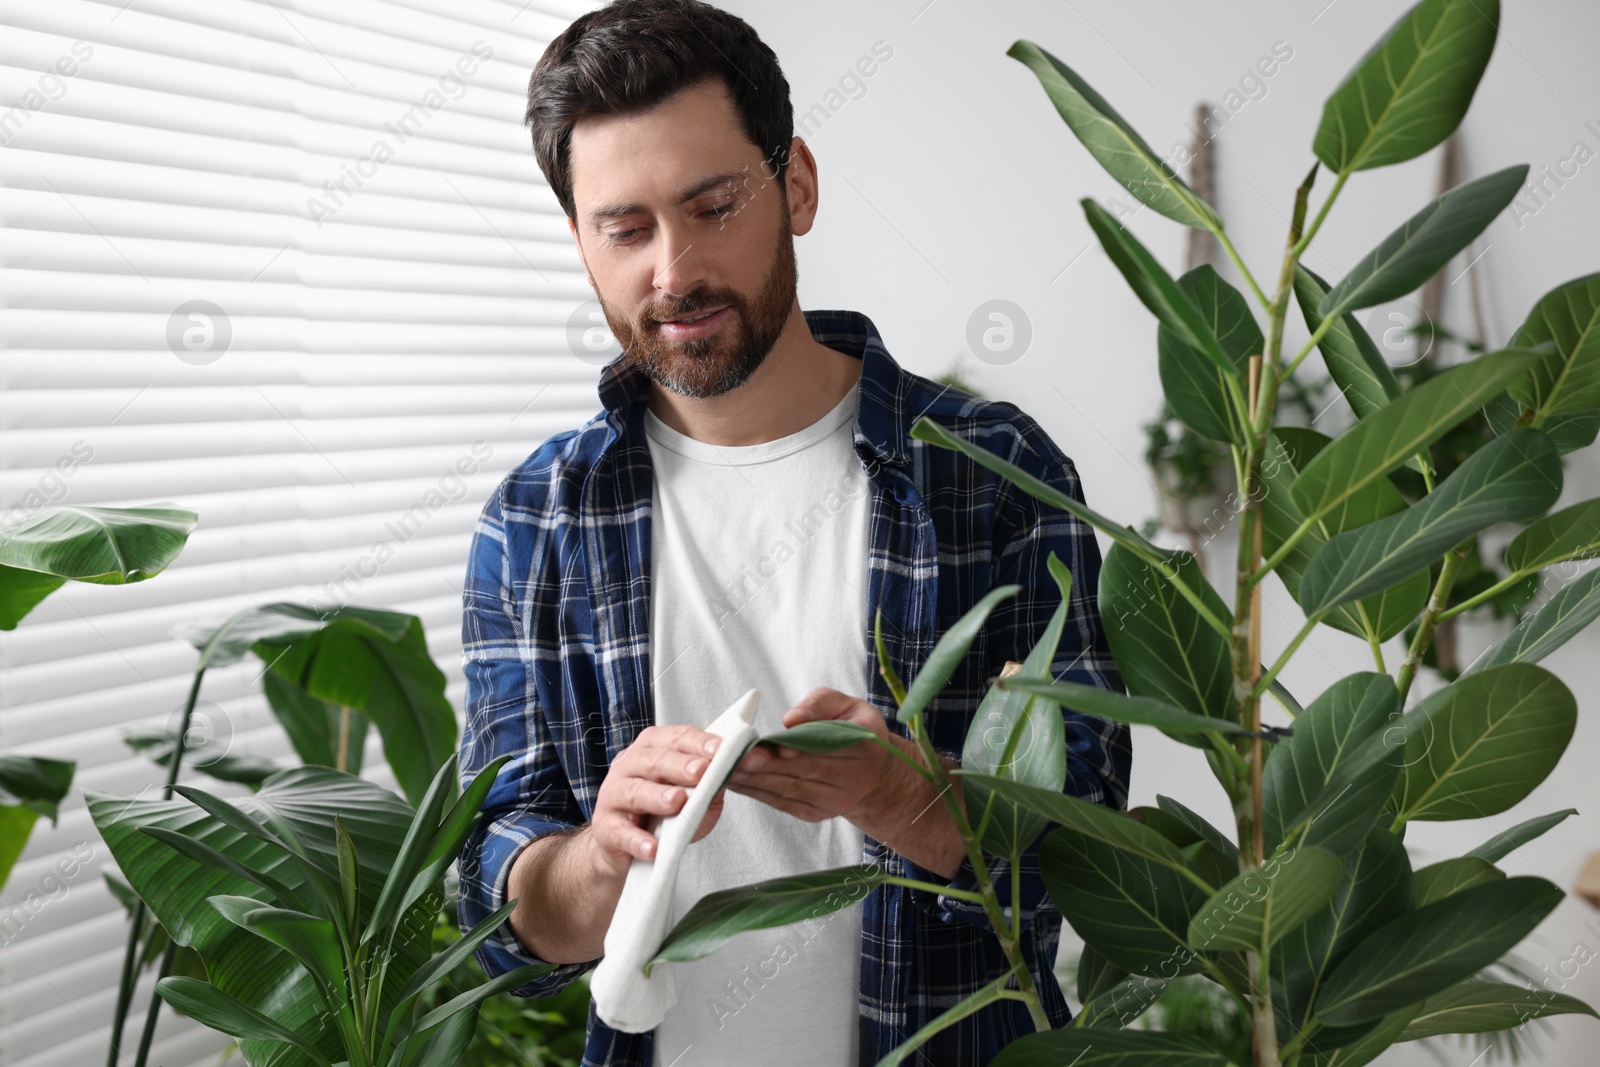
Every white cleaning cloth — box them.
[590,688,762,1033]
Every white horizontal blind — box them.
[0,1,601,1063]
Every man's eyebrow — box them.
[587,171,745,226]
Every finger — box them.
[732,781,828,822]
[790,687,859,722]
[591,809,658,860]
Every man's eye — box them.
[705,203,733,219]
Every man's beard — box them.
[598,204,799,400]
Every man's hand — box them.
[587,722,769,878]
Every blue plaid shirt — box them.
[458,309,1131,1066]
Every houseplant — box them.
[636,2,1600,1065]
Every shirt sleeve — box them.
[902,425,1132,930]
[456,482,595,997]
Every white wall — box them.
[721,0,1600,1061]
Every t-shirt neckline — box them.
[643,384,858,466]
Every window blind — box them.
[0,1,599,1063]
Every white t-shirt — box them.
[644,383,871,1067]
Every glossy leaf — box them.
[1261,429,1429,642]
[1082,198,1235,374]
[1000,678,1246,738]
[1040,826,1208,976]
[1290,348,1544,524]
[0,505,197,629]
[1313,0,1500,173]
[0,755,74,889]
[1155,796,1238,864]
[1468,567,1600,673]
[1503,496,1600,573]
[961,552,1070,857]
[1159,266,1257,443]
[1412,856,1503,905]
[1294,267,1402,420]
[759,720,877,753]
[1314,876,1563,1026]
[1007,40,1220,229]
[991,1027,1231,1066]
[1319,166,1527,319]
[897,584,1020,724]
[1509,272,1600,418]
[1188,846,1342,951]
[1485,389,1600,454]
[1096,543,1233,739]
[1077,943,1127,1006]
[1395,977,1598,1040]
[1394,663,1577,822]
[1262,673,1400,854]
[122,726,280,787]
[156,977,334,1067]
[1467,808,1578,863]
[262,671,369,776]
[1299,428,1563,613]
[652,864,885,972]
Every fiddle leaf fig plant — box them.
[644,2,1600,1065]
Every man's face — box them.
[567,78,799,399]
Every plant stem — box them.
[883,875,989,904]
[1437,568,1530,622]
[1213,225,1272,309]
[1292,169,1346,258]
[886,963,1026,1065]
[1253,613,1322,699]
[1396,542,1472,703]
[131,940,178,1067]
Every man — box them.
[457,2,1131,1065]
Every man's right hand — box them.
[585,723,768,879]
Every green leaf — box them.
[1000,678,1246,738]
[1319,167,1527,319]
[0,755,75,889]
[1469,567,1600,673]
[651,864,885,972]
[209,897,350,1010]
[1394,663,1577,822]
[1007,41,1221,230]
[1302,1008,1416,1067]
[1413,856,1503,904]
[1082,198,1235,375]
[897,584,1020,724]
[1486,389,1600,454]
[1314,876,1563,1026]
[0,505,197,629]
[1096,544,1233,740]
[1290,349,1545,524]
[1262,673,1400,854]
[1509,272,1600,419]
[1075,972,1169,1029]
[1299,428,1563,613]
[1077,943,1127,1006]
[1396,977,1598,1040]
[122,726,279,787]
[991,1027,1232,1066]
[1313,0,1500,173]
[262,671,370,775]
[1040,826,1208,976]
[1503,496,1600,574]
[1467,808,1578,863]
[758,720,877,753]
[1261,429,1429,642]
[961,552,1070,856]
[1272,827,1413,1048]
[1159,266,1258,443]
[1295,267,1402,420]
[1155,796,1238,864]
[156,977,335,1066]
[1188,846,1342,952]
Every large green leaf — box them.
[1188,846,1342,951]
[262,670,370,775]
[961,554,1070,857]
[1503,495,1600,573]
[1509,272,1600,419]
[758,720,878,753]
[1395,977,1598,1040]
[1294,267,1402,421]
[991,1028,1232,1066]
[1468,567,1600,673]
[0,755,75,889]
[1082,198,1235,375]
[1412,856,1503,904]
[652,864,885,972]
[1262,673,1400,854]
[1001,678,1246,738]
[1314,876,1563,1026]
[1007,41,1220,229]
[1467,808,1578,863]
[87,769,430,1067]
[156,977,335,1066]
[1319,167,1527,319]
[1313,0,1500,173]
[122,726,280,787]
[1261,429,1430,642]
[180,604,458,806]
[0,505,198,629]
[897,584,1020,724]
[1159,266,1258,443]
[1040,826,1208,976]
[1290,349,1545,523]
[1394,662,1577,822]
[1096,543,1232,741]
[1272,827,1413,1049]
[1299,428,1563,613]
[1485,389,1600,454]
[1075,971,1169,1029]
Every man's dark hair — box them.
[525,0,794,222]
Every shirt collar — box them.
[595,308,913,467]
